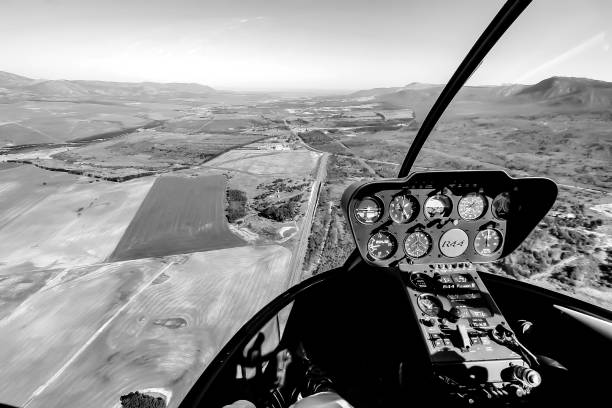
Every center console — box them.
[401,262,541,402]
[340,171,557,404]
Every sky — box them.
[0,0,610,91]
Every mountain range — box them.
[350,76,612,111]
[1,70,612,110]
[0,71,216,100]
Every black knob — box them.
[421,318,435,327]
[449,307,462,322]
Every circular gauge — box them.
[409,272,433,291]
[389,194,419,224]
[492,192,512,220]
[367,231,397,260]
[354,197,382,224]
[458,193,487,220]
[424,194,453,219]
[404,231,433,258]
[417,294,444,317]
[474,229,503,256]
[439,228,469,258]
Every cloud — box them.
[514,31,607,83]
[239,16,265,24]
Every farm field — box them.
[110,174,245,261]
[0,100,184,146]
[0,95,323,406]
[204,149,320,177]
[0,259,168,406]
[24,245,292,408]
[0,165,154,272]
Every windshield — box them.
[0,0,610,407]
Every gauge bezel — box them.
[417,293,444,317]
[354,196,383,225]
[404,230,433,259]
[457,192,488,221]
[423,194,453,220]
[473,228,503,256]
[389,193,419,224]
[367,231,397,260]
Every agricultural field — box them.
[0,165,154,272]
[0,100,183,146]
[110,175,245,261]
[0,259,168,406]
[0,86,324,407]
[22,246,292,408]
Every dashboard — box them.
[341,170,557,268]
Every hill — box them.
[0,70,216,100]
[514,77,612,109]
[0,71,35,88]
[351,77,612,112]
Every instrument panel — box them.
[342,170,557,267]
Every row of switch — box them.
[437,273,477,290]
[430,332,492,348]
[429,263,471,270]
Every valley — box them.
[0,71,610,407]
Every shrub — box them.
[227,189,247,223]
[120,392,165,408]
[259,201,299,222]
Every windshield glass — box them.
[409,0,612,310]
[0,0,610,407]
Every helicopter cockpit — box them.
[176,1,612,407]
[339,169,557,402]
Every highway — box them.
[286,151,329,287]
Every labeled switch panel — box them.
[402,262,523,366]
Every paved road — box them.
[286,151,329,287]
[304,200,334,275]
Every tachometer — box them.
[474,229,503,255]
[458,193,487,220]
[492,192,512,220]
[389,194,419,224]
[404,231,432,258]
[367,231,397,260]
[354,197,382,224]
[424,194,452,219]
